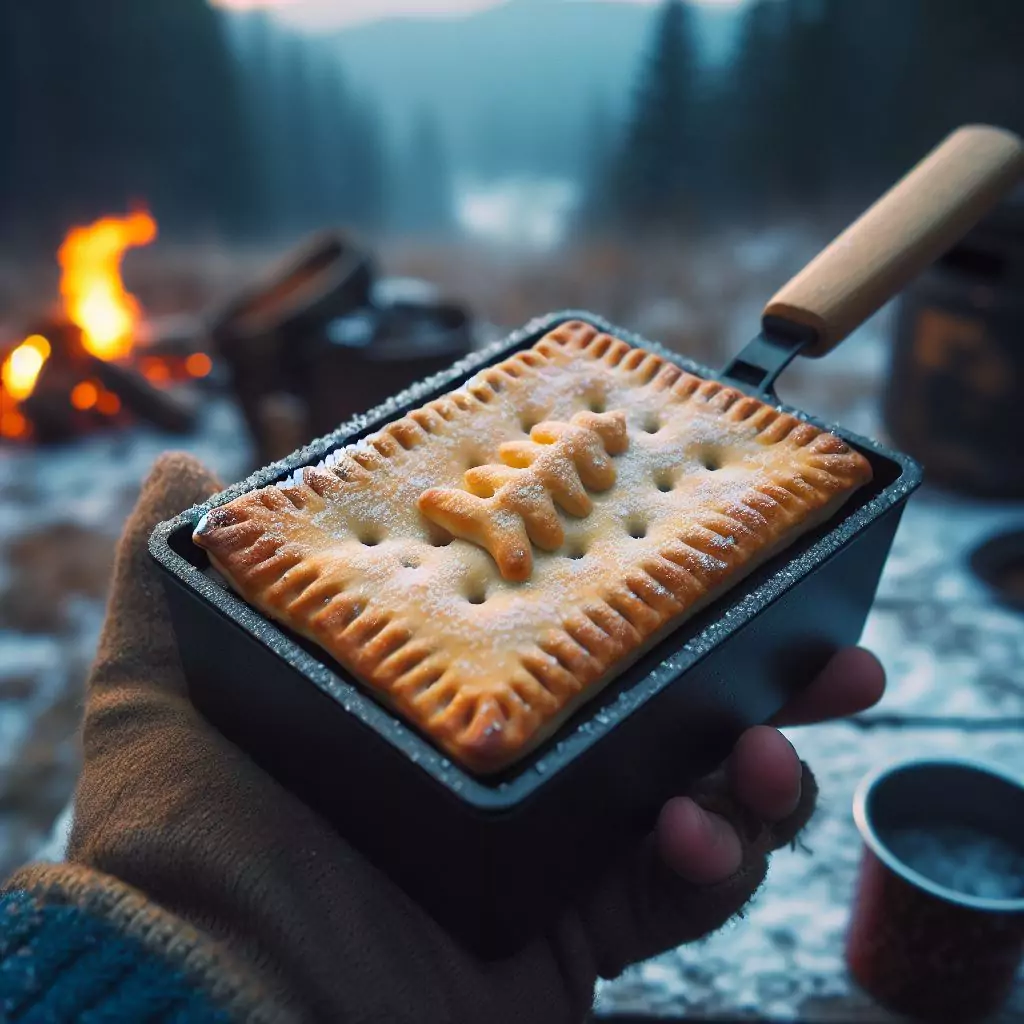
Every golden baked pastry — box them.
[193,321,872,774]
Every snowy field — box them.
[2,229,1022,1020]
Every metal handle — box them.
[763,124,1024,357]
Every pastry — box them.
[193,322,873,774]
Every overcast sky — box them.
[214,0,743,32]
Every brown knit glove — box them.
[24,453,883,1023]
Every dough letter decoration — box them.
[418,410,629,582]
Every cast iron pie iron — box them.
[151,124,1024,955]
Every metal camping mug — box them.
[847,758,1024,1021]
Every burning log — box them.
[1,209,205,443]
[137,314,220,388]
[88,348,197,434]
[8,319,197,442]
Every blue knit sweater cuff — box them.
[2,863,289,1023]
[0,887,231,1023]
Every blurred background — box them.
[1,1,1023,1018]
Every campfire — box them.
[2,220,476,458]
[1,210,209,443]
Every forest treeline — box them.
[1,0,1022,254]
[588,0,1024,233]
[0,1,451,252]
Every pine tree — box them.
[574,94,618,232]
[606,0,699,232]
[909,0,1024,143]
[0,5,12,242]
[772,0,844,207]
[233,10,293,237]
[229,20,392,240]
[827,0,921,204]
[728,0,850,218]
[178,0,263,239]
[317,53,355,228]
[721,0,784,221]
[400,109,454,237]
[345,97,389,236]
[1,0,261,246]
[274,32,327,235]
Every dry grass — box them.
[380,228,886,430]
[381,232,814,365]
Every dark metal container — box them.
[847,759,1024,1021]
[299,292,474,439]
[883,190,1024,497]
[150,312,921,957]
[209,231,375,462]
[208,231,475,464]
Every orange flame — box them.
[1,334,51,402]
[58,210,157,361]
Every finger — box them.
[656,796,742,884]
[771,646,885,726]
[91,452,222,694]
[571,829,767,979]
[727,726,802,822]
[575,761,818,978]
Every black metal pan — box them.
[150,125,1023,956]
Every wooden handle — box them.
[763,124,1024,357]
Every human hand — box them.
[64,453,884,1023]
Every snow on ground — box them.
[2,231,1022,1019]
[0,396,253,874]
[597,493,1024,1021]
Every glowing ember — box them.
[58,210,157,361]
[141,358,171,385]
[186,352,213,378]
[0,409,29,439]
[1,334,51,401]
[70,380,100,410]
[96,389,121,416]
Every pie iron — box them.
[151,125,1023,955]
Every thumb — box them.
[571,762,818,979]
[91,451,222,695]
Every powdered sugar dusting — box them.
[200,326,865,771]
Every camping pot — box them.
[300,294,475,438]
[883,189,1024,497]
[209,231,375,462]
[847,759,1024,1021]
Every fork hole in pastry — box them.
[642,413,661,434]
[654,471,674,493]
[627,518,648,540]
[698,448,723,472]
[587,396,606,414]
[520,415,539,433]
[565,540,588,560]
[465,585,488,605]
[359,530,382,546]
